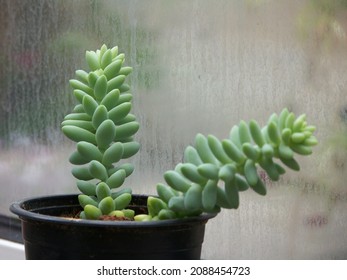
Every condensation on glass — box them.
[0,0,346,259]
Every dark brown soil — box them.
[99,215,132,221]
[59,211,133,221]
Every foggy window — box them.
[1,0,347,259]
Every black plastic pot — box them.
[10,194,215,260]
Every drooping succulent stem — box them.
[141,108,318,221]
[62,45,140,220]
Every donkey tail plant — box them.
[63,45,318,222]
[62,44,140,220]
[140,108,318,221]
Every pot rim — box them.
[10,194,217,228]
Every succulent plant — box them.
[61,44,140,220]
[62,45,318,221]
[141,108,318,221]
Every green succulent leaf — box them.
[114,193,132,210]
[77,181,96,196]
[114,121,140,141]
[95,119,116,149]
[69,79,94,96]
[78,194,98,208]
[147,197,168,217]
[106,169,126,189]
[61,120,94,132]
[115,93,132,105]
[89,160,108,181]
[69,150,89,165]
[64,112,91,122]
[77,141,103,162]
[94,75,108,101]
[118,66,133,76]
[83,95,99,117]
[84,205,102,220]
[75,69,89,84]
[92,105,108,129]
[86,51,100,71]
[96,182,111,200]
[122,142,140,158]
[156,183,177,204]
[122,209,135,219]
[107,75,126,92]
[100,89,120,111]
[104,59,123,80]
[99,197,115,215]
[62,125,96,145]
[72,166,93,181]
[108,102,132,123]
[102,142,124,166]
[107,165,134,181]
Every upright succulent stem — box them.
[62,45,140,220]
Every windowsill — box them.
[0,214,23,243]
[0,214,25,259]
[0,238,25,260]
